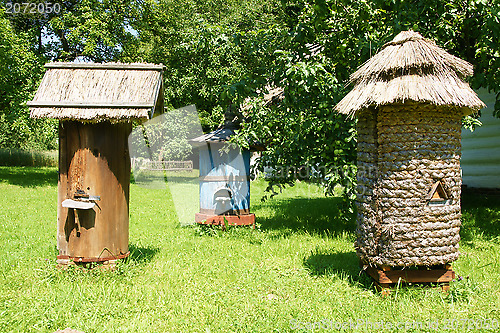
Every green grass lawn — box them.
[0,166,499,332]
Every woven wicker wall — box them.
[356,102,462,267]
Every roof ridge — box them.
[381,36,428,49]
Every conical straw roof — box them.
[335,31,485,116]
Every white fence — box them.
[131,158,193,172]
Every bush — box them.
[0,148,58,167]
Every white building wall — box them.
[461,89,500,188]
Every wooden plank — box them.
[27,101,154,108]
[57,121,131,261]
[375,281,451,296]
[462,90,500,188]
[195,213,255,226]
[366,266,455,284]
[152,77,164,119]
[62,199,95,210]
[57,251,129,263]
[45,62,165,70]
[57,121,68,255]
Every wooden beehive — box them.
[189,113,256,227]
[29,62,164,264]
[335,31,485,269]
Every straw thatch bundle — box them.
[29,62,164,122]
[335,31,485,116]
[336,31,485,268]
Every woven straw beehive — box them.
[335,31,485,267]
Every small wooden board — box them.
[195,213,255,227]
[62,199,95,210]
[362,263,454,295]
[365,266,454,284]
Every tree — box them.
[0,0,281,149]
[127,0,282,130]
[0,10,55,149]
[1,0,138,62]
[47,0,137,62]
[0,0,140,150]
[229,10,358,213]
[229,0,500,212]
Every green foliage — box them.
[1,0,137,62]
[462,114,483,132]
[231,0,500,206]
[46,0,136,61]
[127,0,281,130]
[229,2,362,209]
[0,10,56,150]
[129,107,201,161]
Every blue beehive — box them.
[190,112,255,226]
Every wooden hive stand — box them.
[361,262,455,296]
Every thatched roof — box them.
[189,126,236,146]
[28,62,165,122]
[335,31,485,116]
[189,109,265,150]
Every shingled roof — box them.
[28,62,164,122]
[334,30,485,116]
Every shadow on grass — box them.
[304,249,358,276]
[0,166,58,188]
[255,196,355,237]
[461,192,500,242]
[303,248,373,288]
[126,244,160,264]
